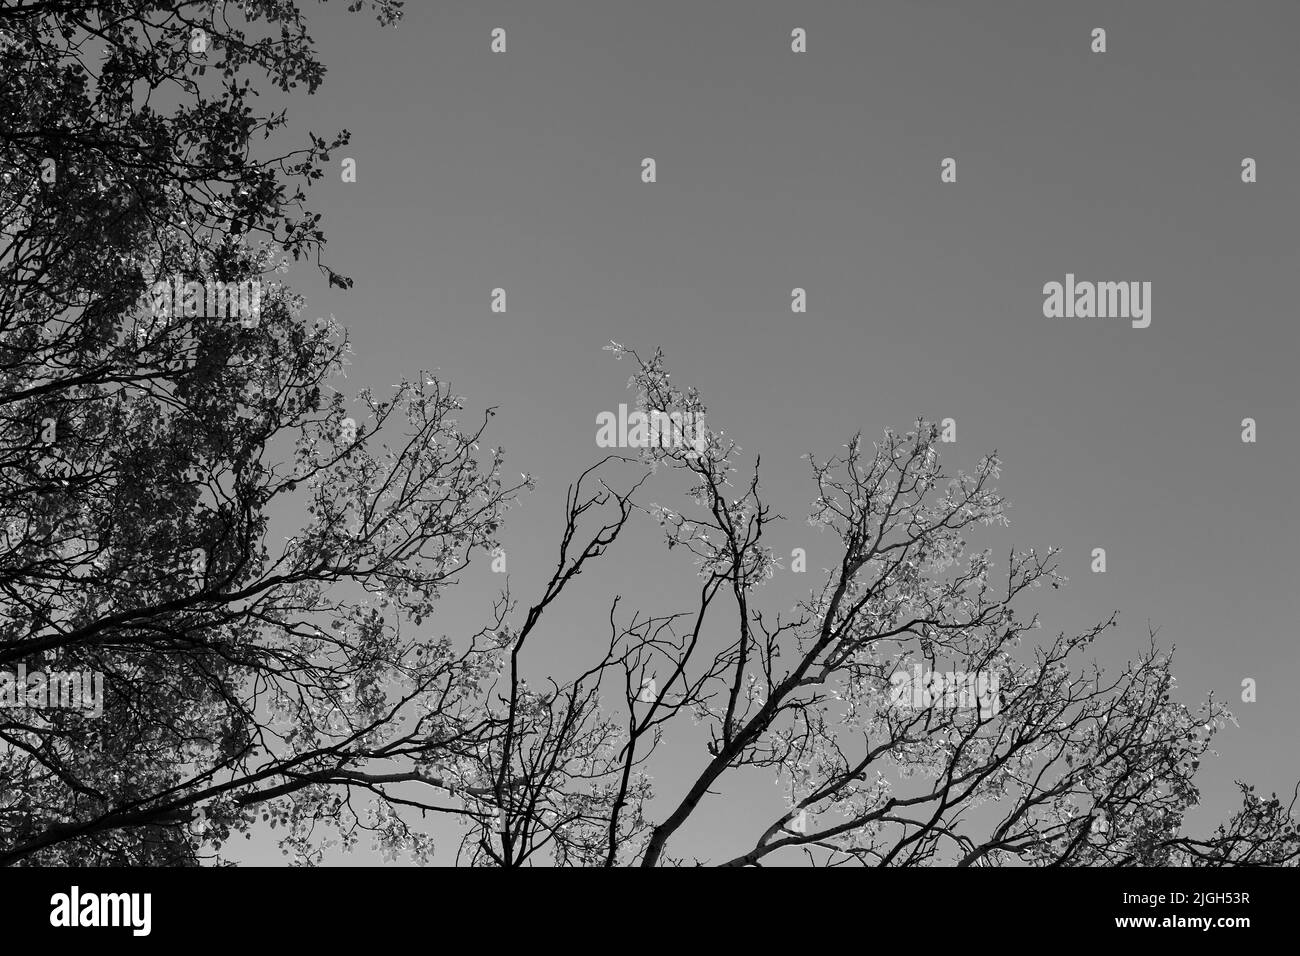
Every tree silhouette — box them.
[435,344,1300,867]
[0,0,532,865]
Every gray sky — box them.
[231,0,1300,863]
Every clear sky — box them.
[229,0,1299,864]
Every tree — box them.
[433,344,1300,867]
[2,1,1295,867]
[0,0,536,865]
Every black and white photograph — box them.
[0,0,1296,940]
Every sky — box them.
[230,0,1299,864]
